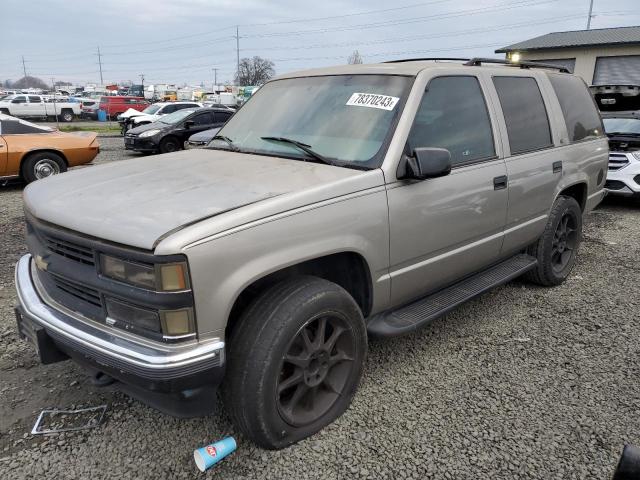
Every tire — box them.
[159,136,181,153]
[525,195,582,286]
[222,276,367,449]
[60,110,74,122]
[0,108,9,115]
[22,152,67,183]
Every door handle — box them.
[493,175,508,190]
[552,161,562,173]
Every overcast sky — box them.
[1,0,638,87]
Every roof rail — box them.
[463,57,570,73]
[384,58,470,64]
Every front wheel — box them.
[159,136,181,153]
[525,195,582,286]
[22,152,67,183]
[223,276,367,449]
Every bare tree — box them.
[12,76,49,89]
[235,56,275,86]
[347,50,364,65]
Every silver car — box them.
[15,58,608,449]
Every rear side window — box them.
[547,74,603,142]
[29,96,41,103]
[407,76,495,166]
[493,76,552,155]
[214,111,232,123]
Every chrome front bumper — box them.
[15,254,225,381]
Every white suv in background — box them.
[602,113,640,197]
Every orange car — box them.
[0,114,99,183]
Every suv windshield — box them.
[212,75,411,168]
[603,117,640,135]
[142,104,161,115]
[158,108,196,124]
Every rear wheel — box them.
[22,152,67,183]
[525,195,582,286]
[223,276,367,449]
[159,136,181,153]
[60,110,74,122]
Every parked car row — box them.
[124,107,233,153]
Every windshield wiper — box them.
[209,135,240,151]
[260,136,334,166]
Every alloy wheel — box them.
[276,314,355,427]
[551,210,578,273]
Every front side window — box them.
[407,76,495,166]
[214,111,232,123]
[214,74,412,168]
[548,74,603,142]
[192,112,214,125]
[161,104,176,114]
[493,76,553,155]
[12,96,26,103]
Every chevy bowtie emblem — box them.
[34,255,49,271]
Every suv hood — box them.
[23,149,365,250]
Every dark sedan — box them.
[124,107,233,153]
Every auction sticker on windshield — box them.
[346,93,399,111]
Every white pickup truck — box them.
[0,94,81,122]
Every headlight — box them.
[100,254,190,291]
[138,129,161,138]
[632,152,640,161]
[105,297,195,339]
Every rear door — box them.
[0,133,7,175]
[488,75,561,254]
[386,74,508,306]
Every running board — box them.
[367,254,537,338]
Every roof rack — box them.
[384,58,470,64]
[463,57,570,73]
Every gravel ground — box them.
[1,141,639,479]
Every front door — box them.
[387,75,508,306]
[10,96,28,116]
[179,111,216,142]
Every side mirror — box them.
[398,147,452,180]
[184,120,195,129]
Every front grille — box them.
[42,233,95,266]
[608,153,630,171]
[52,275,102,307]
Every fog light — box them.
[159,263,189,291]
[161,309,194,336]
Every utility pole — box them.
[212,68,218,89]
[586,0,595,29]
[236,26,240,86]
[51,77,60,129]
[97,46,104,86]
[21,55,27,81]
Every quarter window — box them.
[547,74,603,142]
[407,76,495,165]
[493,76,553,155]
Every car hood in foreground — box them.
[23,149,368,250]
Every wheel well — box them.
[20,150,68,177]
[558,183,587,212]
[226,252,373,339]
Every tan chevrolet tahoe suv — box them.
[15,58,608,449]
